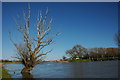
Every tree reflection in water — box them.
[21,72,46,80]
[21,72,32,78]
[21,72,36,80]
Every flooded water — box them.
[4,61,118,78]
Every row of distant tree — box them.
[62,45,119,61]
[0,59,21,62]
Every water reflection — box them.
[70,62,85,78]
[69,61,118,78]
[21,72,33,78]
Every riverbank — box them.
[48,57,119,62]
[0,63,12,79]
[48,60,69,62]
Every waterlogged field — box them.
[4,61,118,78]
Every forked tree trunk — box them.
[21,67,33,73]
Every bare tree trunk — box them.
[21,67,33,73]
[21,71,34,78]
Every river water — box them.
[4,61,118,78]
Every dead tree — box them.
[9,4,60,73]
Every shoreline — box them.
[48,58,119,63]
[2,59,119,63]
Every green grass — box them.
[0,62,13,80]
[69,59,91,62]
[1,62,20,79]
[2,68,12,78]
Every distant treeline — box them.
[62,45,119,61]
[0,59,21,63]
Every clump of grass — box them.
[0,63,13,80]
[2,68,12,78]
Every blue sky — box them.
[2,2,118,60]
